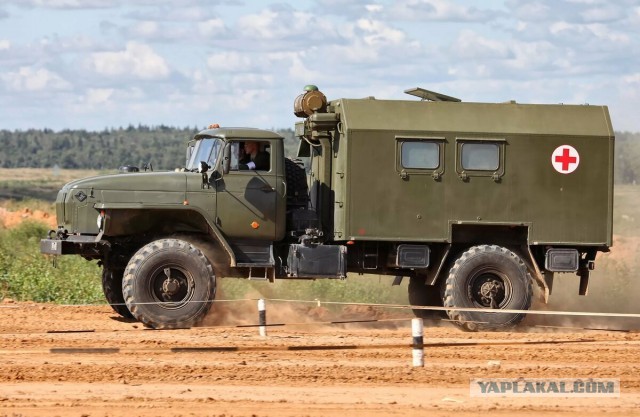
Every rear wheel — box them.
[443,245,532,331]
[101,268,133,319]
[122,238,216,329]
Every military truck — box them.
[41,86,614,331]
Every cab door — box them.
[215,140,281,241]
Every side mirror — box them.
[222,143,231,175]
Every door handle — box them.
[261,186,275,192]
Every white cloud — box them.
[390,0,495,22]
[189,69,219,94]
[206,52,252,72]
[267,51,323,83]
[19,0,115,8]
[85,88,114,105]
[236,8,337,44]
[197,18,225,37]
[227,88,270,111]
[1,66,70,92]
[87,42,170,79]
[130,21,160,38]
[549,21,629,43]
[0,40,10,50]
[230,73,274,90]
[356,19,406,45]
[451,30,511,60]
[580,5,624,22]
[509,2,550,21]
[625,73,640,84]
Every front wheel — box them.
[443,245,532,331]
[122,238,216,329]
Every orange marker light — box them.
[251,221,260,229]
[183,200,189,205]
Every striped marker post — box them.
[258,299,267,337]
[411,318,424,367]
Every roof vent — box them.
[404,87,461,102]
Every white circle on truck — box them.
[551,145,580,174]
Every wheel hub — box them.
[151,266,192,305]
[162,278,181,295]
[471,273,506,308]
[479,279,504,308]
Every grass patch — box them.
[219,274,409,305]
[0,221,103,304]
[612,184,640,238]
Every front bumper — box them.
[40,235,106,257]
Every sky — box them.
[0,0,639,132]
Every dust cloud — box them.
[524,235,640,332]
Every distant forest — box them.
[0,126,298,172]
[0,126,639,184]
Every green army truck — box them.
[41,86,614,331]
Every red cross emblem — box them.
[551,145,580,174]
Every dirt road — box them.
[1,301,639,416]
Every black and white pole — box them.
[411,318,424,367]
[258,298,267,337]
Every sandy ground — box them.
[0,207,57,229]
[0,301,639,417]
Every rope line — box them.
[2,297,640,319]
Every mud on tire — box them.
[122,238,216,329]
[443,245,533,331]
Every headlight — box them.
[96,210,105,230]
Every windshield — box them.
[187,138,223,170]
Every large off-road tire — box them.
[101,268,134,319]
[285,158,308,207]
[122,238,216,329]
[408,276,443,320]
[443,245,533,331]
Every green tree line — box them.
[0,125,298,171]
[0,126,638,183]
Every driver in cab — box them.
[239,141,269,171]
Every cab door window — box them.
[229,140,271,171]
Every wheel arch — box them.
[101,207,236,267]
[427,223,548,299]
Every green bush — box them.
[0,221,102,304]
